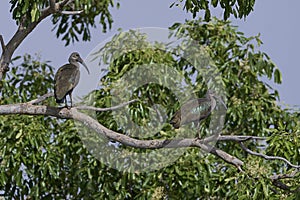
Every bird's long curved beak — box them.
[82,62,90,74]
[216,96,227,109]
[208,91,227,109]
[78,57,90,74]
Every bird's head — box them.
[206,90,227,109]
[69,52,90,74]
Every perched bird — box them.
[54,52,90,108]
[170,91,225,129]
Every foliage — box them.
[9,0,118,45]
[0,18,299,199]
[170,0,256,21]
[0,54,54,104]
[1,1,299,199]
[8,0,256,46]
[87,18,299,198]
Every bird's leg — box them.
[64,97,68,108]
[69,93,72,109]
[196,121,201,139]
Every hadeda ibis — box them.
[54,52,90,108]
[170,91,226,129]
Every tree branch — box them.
[0,35,5,53]
[219,135,266,141]
[28,92,54,104]
[0,101,244,169]
[0,0,82,81]
[49,0,56,11]
[239,142,300,169]
[271,180,291,191]
[0,94,296,173]
[60,10,83,15]
[58,0,74,7]
[195,141,244,170]
[269,169,300,192]
[201,135,267,144]
[270,169,299,180]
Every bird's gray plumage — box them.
[54,52,89,107]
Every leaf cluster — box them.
[9,0,117,45]
[86,18,299,198]
[170,0,255,21]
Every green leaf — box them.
[211,0,218,7]
[274,68,282,84]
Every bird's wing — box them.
[171,98,213,127]
[180,98,209,113]
[54,64,79,100]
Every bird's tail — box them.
[55,93,64,103]
[170,116,180,129]
[56,99,64,103]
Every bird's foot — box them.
[64,104,72,110]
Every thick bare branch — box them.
[0,102,244,169]
[193,141,244,170]
[239,142,300,169]
[0,104,64,118]
[2,94,295,172]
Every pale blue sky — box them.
[0,0,299,107]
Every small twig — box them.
[270,169,299,180]
[28,93,54,104]
[269,169,300,192]
[76,99,138,111]
[0,35,6,53]
[200,134,266,144]
[58,0,83,15]
[60,10,83,15]
[239,142,300,169]
[271,180,291,191]
[58,0,74,7]
[219,135,267,142]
